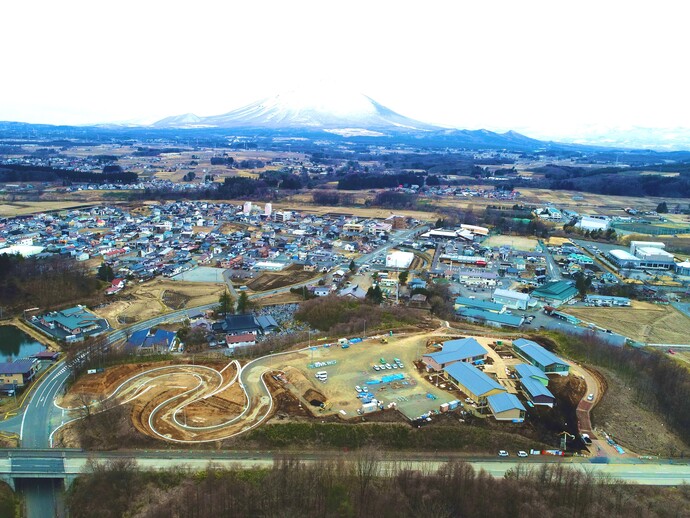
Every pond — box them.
[0,325,45,362]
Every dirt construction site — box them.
[92,278,226,327]
[56,359,267,443]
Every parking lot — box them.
[268,332,457,420]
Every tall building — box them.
[243,201,252,215]
[264,203,272,217]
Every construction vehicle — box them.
[558,430,575,451]
[380,338,388,344]
[318,401,332,412]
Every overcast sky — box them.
[1,1,687,140]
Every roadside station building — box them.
[443,361,506,405]
[486,392,526,422]
[492,288,530,310]
[422,338,488,372]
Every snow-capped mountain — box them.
[152,88,441,133]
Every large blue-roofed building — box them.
[443,361,505,404]
[513,338,569,376]
[486,393,526,422]
[422,337,488,372]
[454,297,504,314]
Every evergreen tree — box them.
[97,262,115,282]
[217,290,234,315]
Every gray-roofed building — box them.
[422,338,488,372]
[443,361,506,404]
[486,392,526,422]
[513,338,569,376]
[492,288,530,310]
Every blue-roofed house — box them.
[514,363,555,407]
[126,328,177,352]
[486,392,526,422]
[443,361,506,404]
[0,358,38,387]
[422,337,488,372]
[513,338,569,376]
[456,308,524,328]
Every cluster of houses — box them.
[422,337,569,422]
[0,201,417,290]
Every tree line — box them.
[549,331,690,449]
[0,253,101,313]
[0,164,138,184]
[65,457,690,518]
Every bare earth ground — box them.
[57,359,244,445]
[93,278,224,327]
[562,302,690,344]
[481,235,538,251]
[592,367,688,456]
[247,264,319,292]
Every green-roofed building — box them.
[531,280,578,307]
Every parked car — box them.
[517,451,528,457]
[385,363,392,369]
[587,393,594,401]
[498,450,509,457]
[373,365,381,371]
[355,386,362,393]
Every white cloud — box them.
[0,0,687,139]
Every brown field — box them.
[0,201,107,217]
[481,234,538,251]
[562,301,690,344]
[247,264,319,292]
[515,188,674,215]
[93,278,225,327]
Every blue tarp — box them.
[381,373,405,383]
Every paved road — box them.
[0,449,688,486]
[539,240,562,280]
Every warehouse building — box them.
[608,249,640,269]
[492,288,530,310]
[486,392,526,422]
[443,361,506,404]
[422,337,488,372]
[512,338,569,376]
[385,250,414,269]
[454,296,504,313]
[456,308,524,328]
[530,280,578,306]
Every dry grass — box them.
[562,301,690,344]
[593,367,688,455]
[0,201,105,217]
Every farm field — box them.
[0,200,107,217]
[562,301,690,344]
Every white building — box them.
[264,203,272,217]
[576,216,610,232]
[252,261,286,271]
[385,250,414,269]
[492,288,530,310]
[630,241,665,257]
[243,201,252,215]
